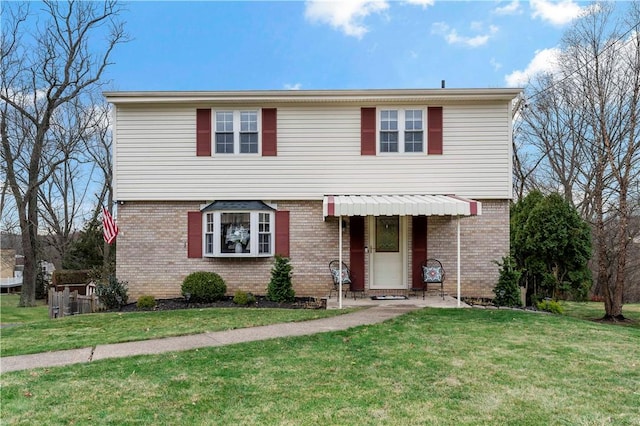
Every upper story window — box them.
[202,201,274,257]
[215,110,260,154]
[378,109,424,153]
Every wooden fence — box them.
[48,287,104,319]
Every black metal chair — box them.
[420,258,445,300]
[329,260,352,299]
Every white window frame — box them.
[377,108,425,154]
[203,210,275,257]
[214,109,261,155]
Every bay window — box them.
[201,201,275,257]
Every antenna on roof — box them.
[441,80,446,89]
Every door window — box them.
[376,216,399,252]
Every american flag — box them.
[102,207,118,244]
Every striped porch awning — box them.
[323,195,481,217]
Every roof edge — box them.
[103,88,523,104]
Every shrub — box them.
[181,271,227,303]
[233,290,256,306]
[536,299,564,314]
[35,267,50,300]
[96,275,129,310]
[493,256,522,307]
[267,255,295,303]
[136,295,156,310]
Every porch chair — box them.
[420,258,445,300]
[328,260,352,299]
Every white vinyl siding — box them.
[113,102,512,201]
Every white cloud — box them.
[494,0,521,16]
[304,0,389,39]
[504,47,560,87]
[490,57,502,71]
[404,0,435,8]
[284,83,302,90]
[530,0,584,26]
[431,22,498,48]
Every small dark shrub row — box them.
[182,257,294,305]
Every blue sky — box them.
[4,0,609,93]
[99,0,607,92]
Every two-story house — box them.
[104,88,521,302]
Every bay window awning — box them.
[323,195,481,218]
[201,200,275,212]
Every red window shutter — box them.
[428,107,443,155]
[349,216,365,291]
[412,216,428,289]
[361,107,376,155]
[275,210,289,257]
[187,211,202,258]
[196,109,212,156]
[262,108,277,156]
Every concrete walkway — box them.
[1,295,465,374]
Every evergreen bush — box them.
[493,256,522,307]
[136,295,156,310]
[35,267,49,300]
[96,275,129,310]
[233,290,256,306]
[267,256,295,303]
[181,271,227,303]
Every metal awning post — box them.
[457,216,461,307]
[338,215,343,309]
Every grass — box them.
[563,301,640,325]
[0,294,48,324]
[2,307,639,425]
[0,303,356,357]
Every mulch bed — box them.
[117,296,325,312]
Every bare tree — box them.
[516,73,595,209]
[0,1,126,307]
[516,1,640,319]
[81,98,115,269]
[38,97,101,267]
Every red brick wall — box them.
[425,200,509,298]
[116,200,507,300]
[116,201,349,300]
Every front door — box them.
[370,216,406,289]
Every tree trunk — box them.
[605,184,629,320]
[18,192,39,307]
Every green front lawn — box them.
[0,294,48,324]
[1,307,638,425]
[0,304,356,357]
[563,301,640,325]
